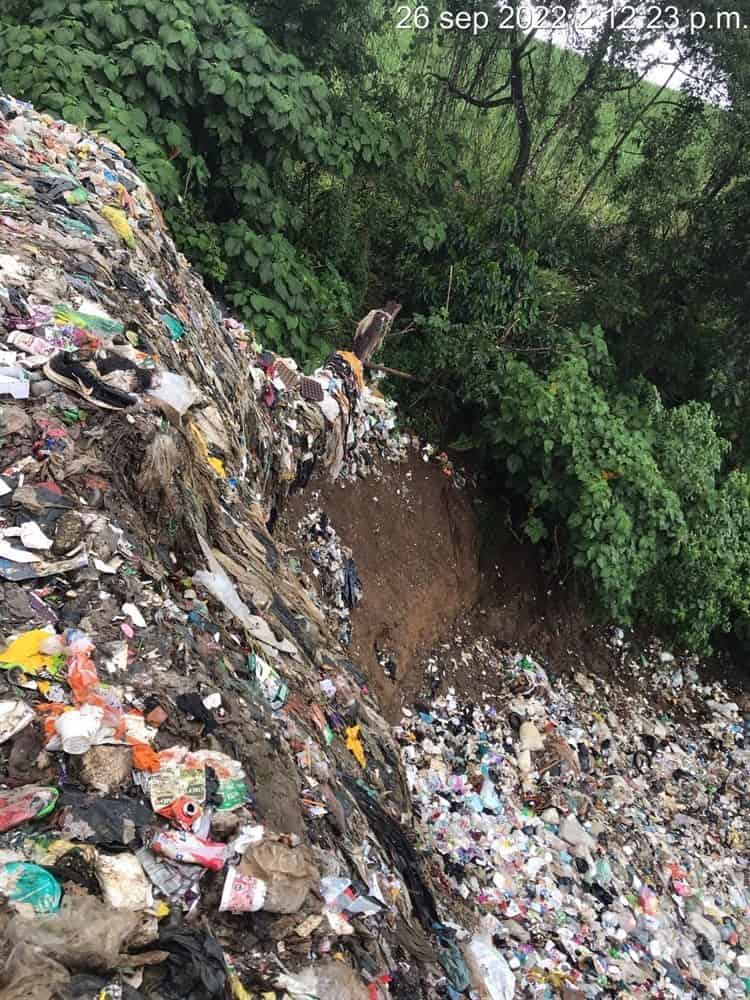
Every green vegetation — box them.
[3,0,750,652]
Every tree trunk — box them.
[528,9,625,176]
[509,41,532,187]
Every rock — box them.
[79,745,133,794]
[52,510,84,556]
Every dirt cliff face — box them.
[0,95,444,999]
[284,453,481,721]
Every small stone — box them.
[80,745,132,794]
[52,510,84,556]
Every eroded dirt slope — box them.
[283,453,481,719]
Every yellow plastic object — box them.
[0,629,55,672]
[345,724,366,767]
[336,350,364,389]
[227,972,252,1000]
[101,205,136,248]
[190,424,227,479]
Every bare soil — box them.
[283,448,750,723]
[281,452,626,722]
[283,454,481,720]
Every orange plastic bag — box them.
[130,742,160,772]
[67,652,100,705]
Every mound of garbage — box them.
[398,636,750,999]
[1,93,749,1000]
[0,93,437,1000]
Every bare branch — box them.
[431,73,514,108]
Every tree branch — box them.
[431,73,514,108]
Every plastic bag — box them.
[135,846,202,902]
[96,852,153,910]
[0,628,57,672]
[194,551,254,631]
[147,370,200,416]
[0,699,34,744]
[276,961,369,999]
[240,838,318,914]
[320,876,382,917]
[156,927,227,1000]
[0,785,58,833]
[0,910,70,1000]
[0,366,29,399]
[57,791,152,846]
[249,653,289,710]
[345,724,366,767]
[465,922,516,1000]
[479,773,502,813]
[10,895,141,969]
[100,206,135,248]
[0,862,61,914]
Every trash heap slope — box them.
[0,94,438,1000]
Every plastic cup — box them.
[55,705,103,755]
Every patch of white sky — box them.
[520,1,725,92]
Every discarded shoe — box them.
[43,352,140,410]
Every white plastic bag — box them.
[147,371,201,416]
[465,919,516,1000]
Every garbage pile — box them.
[0,93,452,999]
[295,509,363,647]
[397,637,750,998]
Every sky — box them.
[521,1,694,88]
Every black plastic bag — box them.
[151,927,227,1000]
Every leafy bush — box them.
[397,317,750,651]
